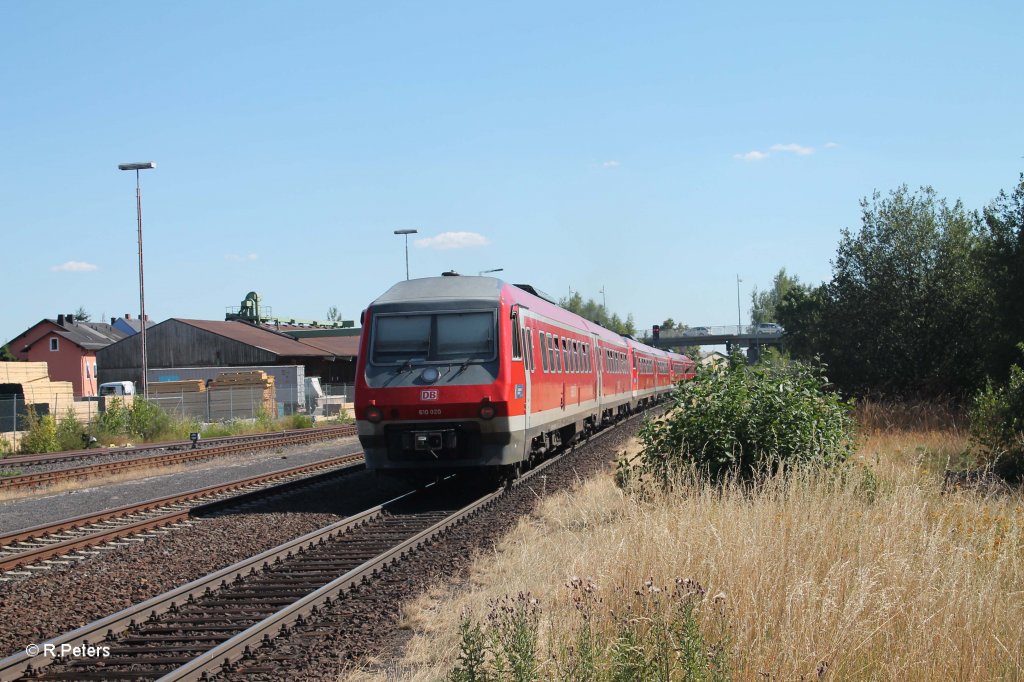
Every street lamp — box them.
[118,161,156,400]
[736,274,743,330]
[478,268,503,276]
[393,229,418,280]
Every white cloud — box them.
[415,231,490,250]
[770,143,814,156]
[225,253,259,262]
[824,141,840,148]
[50,261,98,272]
[734,150,770,161]
[602,160,621,168]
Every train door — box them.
[520,314,532,432]
[511,307,530,462]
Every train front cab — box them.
[356,296,528,475]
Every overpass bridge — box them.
[648,325,784,357]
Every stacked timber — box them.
[148,380,207,419]
[0,362,76,417]
[207,371,277,420]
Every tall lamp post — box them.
[479,268,503,276]
[736,274,743,330]
[393,229,418,280]
[118,162,156,400]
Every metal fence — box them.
[148,385,280,423]
[322,383,353,400]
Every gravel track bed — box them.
[0,436,361,534]
[0,468,412,660]
[218,422,639,682]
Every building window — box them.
[50,337,59,352]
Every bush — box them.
[970,345,1024,480]
[94,398,190,444]
[56,409,86,451]
[20,407,59,454]
[634,353,855,484]
[287,413,314,429]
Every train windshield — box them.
[371,311,496,365]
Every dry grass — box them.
[346,410,1024,681]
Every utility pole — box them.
[736,275,742,329]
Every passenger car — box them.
[756,322,784,335]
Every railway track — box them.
[0,425,355,493]
[0,453,365,578]
[0,444,574,681]
[0,426,354,469]
[0,409,653,681]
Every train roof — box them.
[369,276,691,364]
[371,276,503,305]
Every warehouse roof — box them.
[175,319,325,357]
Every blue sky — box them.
[2,1,1021,345]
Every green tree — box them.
[560,294,636,336]
[74,306,91,322]
[0,344,16,361]
[326,305,341,322]
[750,268,801,324]
[825,184,989,395]
[775,283,830,361]
[979,173,1024,380]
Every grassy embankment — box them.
[353,402,1024,681]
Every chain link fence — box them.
[147,385,280,422]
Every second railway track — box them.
[0,453,365,578]
[0,425,356,493]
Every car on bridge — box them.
[756,322,784,335]
[682,326,710,336]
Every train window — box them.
[371,314,430,363]
[540,332,548,372]
[573,341,579,373]
[371,311,497,365]
[510,311,522,361]
[526,328,534,371]
[561,338,568,373]
[436,313,495,360]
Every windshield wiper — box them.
[450,358,478,380]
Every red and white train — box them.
[354,274,694,477]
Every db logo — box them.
[421,390,439,401]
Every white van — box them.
[99,381,136,396]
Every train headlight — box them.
[479,399,495,420]
[365,405,383,423]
